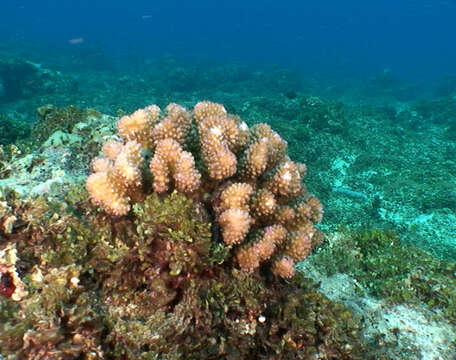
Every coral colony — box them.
[86,101,323,278]
[0,101,358,360]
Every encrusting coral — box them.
[86,101,323,278]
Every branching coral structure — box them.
[87,101,323,278]
[0,105,370,360]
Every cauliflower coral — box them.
[86,101,323,278]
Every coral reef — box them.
[302,228,456,359]
[86,101,323,278]
[0,114,30,146]
[32,104,102,144]
[0,101,372,359]
[1,53,455,359]
[0,55,75,103]
[0,185,365,359]
[308,229,456,323]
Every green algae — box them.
[133,191,214,273]
[310,228,456,323]
[0,114,30,146]
[297,95,347,134]
[32,104,102,145]
[0,188,368,359]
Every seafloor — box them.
[0,44,455,359]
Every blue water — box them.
[1,0,455,85]
[1,2,456,358]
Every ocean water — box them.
[1,1,456,359]
[2,0,456,78]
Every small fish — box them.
[141,15,152,19]
[69,38,84,45]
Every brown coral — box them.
[86,171,130,216]
[150,138,201,193]
[101,140,123,160]
[219,183,253,212]
[86,101,323,277]
[193,100,227,122]
[152,103,191,145]
[284,230,313,262]
[251,189,277,218]
[86,140,143,216]
[236,225,287,272]
[200,133,238,180]
[271,256,296,278]
[265,160,303,198]
[198,114,247,180]
[218,208,252,245]
[117,105,160,147]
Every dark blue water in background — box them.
[1,0,455,87]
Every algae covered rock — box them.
[0,114,30,146]
[0,187,366,359]
[0,55,75,103]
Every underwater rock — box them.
[0,55,75,103]
[0,114,30,146]
[0,107,115,198]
